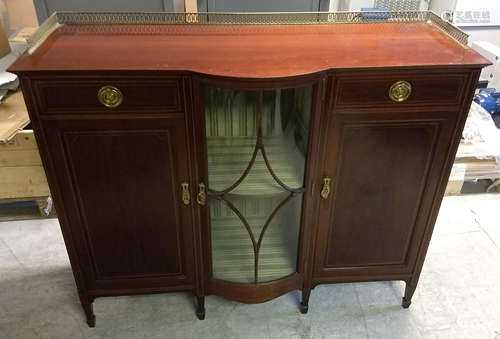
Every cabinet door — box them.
[201,86,314,284]
[313,112,455,281]
[42,118,196,291]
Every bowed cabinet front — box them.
[194,77,323,304]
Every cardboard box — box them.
[0,23,11,58]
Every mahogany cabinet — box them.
[9,11,489,327]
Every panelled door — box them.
[42,116,197,291]
[313,110,456,280]
[309,68,470,282]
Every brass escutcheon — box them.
[321,177,332,200]
[197,183,206,206]
[181,183,190,205]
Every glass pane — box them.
[206,85,313,284]
[261,87,311,189]
[205,88,258,192]
[257,193,303,283]
[210,198,255,283]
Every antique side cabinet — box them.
[9,12,490,327]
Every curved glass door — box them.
[205,86,312,284]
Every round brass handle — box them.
[97,86,123,108]
[389,81,412,102]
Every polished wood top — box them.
[10,22,490,77]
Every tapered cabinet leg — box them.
[402,282,416,309]
[196,295,205,320]
[79,293,96,327]
[300,289,311,314]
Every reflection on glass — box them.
[257,194,302,283]
[206,85,312,284]
[205,89,258,192]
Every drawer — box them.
[34,77,183,114]
[331,71,470,112]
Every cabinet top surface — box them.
[10,21,489,77]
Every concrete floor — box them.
[0,194,499,339]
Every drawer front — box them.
[34,77,183,114]
[331,70,469,112]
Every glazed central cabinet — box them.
[10,11,489,327]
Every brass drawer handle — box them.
[197,183,206,206]
[98,86,123,108]
[320,177,331,200]
[181,183,190,205]
[389,81,412,102]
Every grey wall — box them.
[197,0,330,12]
[34,0,332,24]
[33,0,175,23]
[204,0,323,12]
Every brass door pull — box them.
[320,177,331,200]
[98,86,123,108]
[197,183,206,206]
[181,183,190,205]
[389,81,412,102]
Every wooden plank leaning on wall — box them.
[0,91,52,217]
